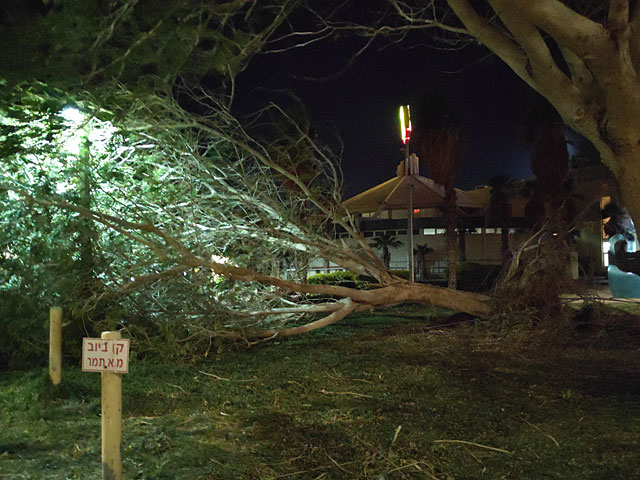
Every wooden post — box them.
[101,331,122,480]
[49,307,62,385]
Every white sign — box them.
[82,337,130,373]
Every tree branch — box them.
[219,298,363,339]
[446,0,533,86]
[505,0,606,57]
[609,0,630,32]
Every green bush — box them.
[307,271,361,289]
[0,292,48,369]
[456,262,500,292]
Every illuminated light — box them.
[413,209,420,214]
[60,106,84,125]
[399,105,412,144]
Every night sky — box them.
[237,37,539,198]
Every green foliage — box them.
[308,271,361,289]
[0,74,350,365]
[0,0,286,92]
[0,84,220,366]
[456,262,500,293]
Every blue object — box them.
[608,234,640,298]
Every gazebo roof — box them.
[343,155,485,215]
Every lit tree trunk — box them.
[77,137,96,298]
[618,151,640,228]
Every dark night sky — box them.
[237,38,539,198]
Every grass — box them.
[1,305,640,479]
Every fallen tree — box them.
[1,81,489,347]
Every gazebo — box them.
[342,154,485,279]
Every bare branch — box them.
[219,298,363,339]
[488,0,576,102]
[236,302,349,317]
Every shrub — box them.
[456,262,500,292]
[307,271,361,289]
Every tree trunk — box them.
[458,228,467,262]
[383,247,391,270]
[617,151,640,231]
[415,251,426,281]
[77,139,97,298]
[445,190,458,289]
[500,227,509,256]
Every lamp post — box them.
[399,105,415,282]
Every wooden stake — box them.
[49,307,62,385]
[101,331,122,480]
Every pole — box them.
[49,307,62,385]
[406,141,415,282]
[101,331,122,480]
[408,183,415,282]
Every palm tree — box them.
[457,227,476,262]
[413,93,462,289]
[369,232,403,270]
[525,100,570,217]
[414,244,434,282]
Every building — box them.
[309,155,618,280]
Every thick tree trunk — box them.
[616,150,640,229]
[445,0,640,231]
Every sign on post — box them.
[83,332,129,480]
[82,337,130,373]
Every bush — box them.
[307,271,361,289]
[456,262,500,292]
[0,292,48,369]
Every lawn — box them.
[1,305,639,479]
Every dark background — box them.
[236,37,542,198]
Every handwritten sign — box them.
[82,338,130,373]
